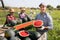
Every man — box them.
[3,8,17,27]
[35,3,53,40]
[19,8,31,23]
[29,8,36,20]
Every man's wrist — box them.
[40,26,45,30]
[44,27,48,30]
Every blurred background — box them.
[0,0,60,40]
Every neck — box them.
[10,13,13,15]
[40,12,46,15]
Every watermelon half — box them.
[19,30,29,37]
[33,20,43,28]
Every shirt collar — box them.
[40,12,46,15]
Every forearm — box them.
[44,26,53,30]
[44,27,48,30]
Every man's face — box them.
[40,6,46,13]
[9,9,15,15]
[10,12,14,15]
[21,10,25,13]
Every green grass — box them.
[47,10,60,40]
[0,9,60,40]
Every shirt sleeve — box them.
[47,14,53,30]
[35,14,38,20]
[19,13,21,19]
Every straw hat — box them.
[21,8,26,11]
[9,8,15,12]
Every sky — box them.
[0,0,60,8]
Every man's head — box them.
[20,8,26,13]
[39,3,47,13]
[9,8,15,14]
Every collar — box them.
[40,12,46,15]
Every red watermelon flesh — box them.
[33,20,43,27]
[19,30,29,37]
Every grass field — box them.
[0,9,60,40]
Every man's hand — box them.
[40,26,48,30]
[44,27,48,30]
[40,26,45,30]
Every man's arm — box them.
[44,15,53,30]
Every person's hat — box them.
[21,8,26,11]
[9,8,15,12]
[39,3,47,7]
